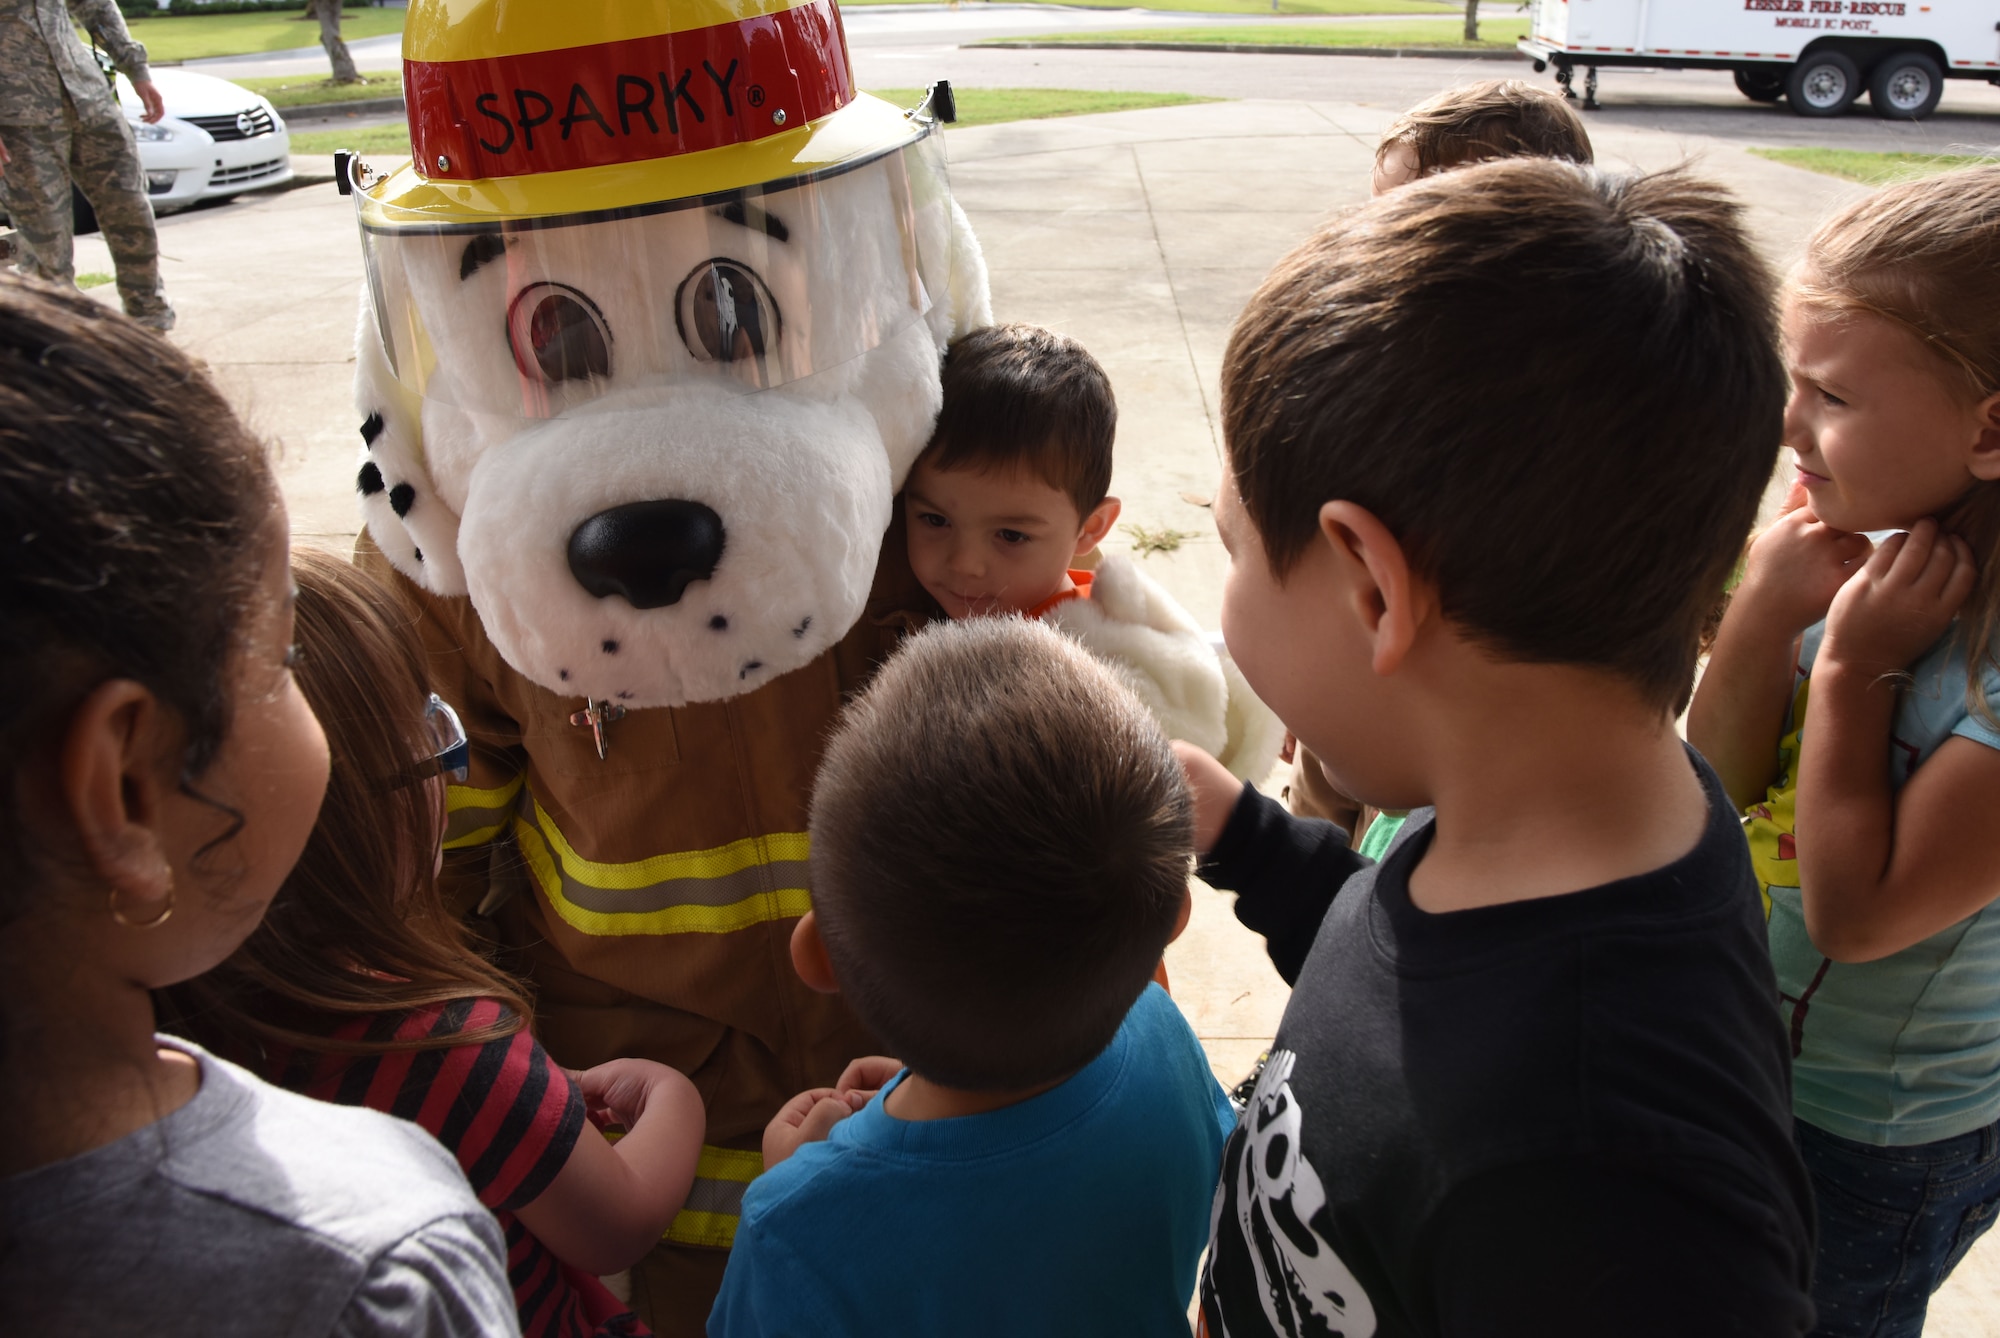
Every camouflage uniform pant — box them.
[0,105,168,322]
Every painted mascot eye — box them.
[506,282,612,385]
[675,260,781,372]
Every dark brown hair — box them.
[918,323,1117,517]
[0,277,274,916]
[808,617,1191,1090]
[1794,165,2000,724]
[161,549,529,1061]
[1377,78,1594,178]
[1223,160,1784,712]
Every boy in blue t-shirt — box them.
[708,617,1234,1338]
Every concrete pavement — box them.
[67,91,2000,1327]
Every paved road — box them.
[187,6,1467,78]
[200,6,2000,154]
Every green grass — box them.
[856,0,1464,12]
[288,87,1218,152]
[288,123,415,153]
[984,16,1528,47]
[236,71,401,108]
[118,8,405,62]
[865,86,1218,126]
[1121,523,1201,556]
[76,272,114,290]
[1748,147,1995,186]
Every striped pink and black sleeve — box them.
[316,998,587,1212]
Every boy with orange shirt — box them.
[906,323,1281,780]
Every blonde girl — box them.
[1690,166,2000,1337]
[0,278,517,1334]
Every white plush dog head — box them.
[353,124,989,707]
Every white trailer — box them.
[1519,0,2000,119]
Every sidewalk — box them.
[73,98,1997,1326]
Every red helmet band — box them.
[405,0,855,183]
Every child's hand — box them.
[1174,740,1245,855]
[1821,519,1976,679]
[576,1058,687,1134]
[1738,501,1874,637]
[833,1055,904,1104]
[763,1084,870,1168]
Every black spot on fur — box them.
[459,233,508,282]
[359,412,385,447]
[413,548,423,563]
[357,461,385,496]
[792,615,812,639]
[709,615,728,631]
[389,483,416,518]
[739,660,763,680]
[601,640,619,655]
[615,691,634,700]
[559,669,570,682]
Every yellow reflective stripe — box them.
[695,1145,763,1183]
[663,1146,764,1248]
[514,801,814,936]
[665,1208,741,1249]
[529,801,809,887]
[442,775,524,851]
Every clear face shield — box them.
[352,123,954,419]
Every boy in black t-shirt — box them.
[1179,161,1816,1336]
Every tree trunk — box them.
[310,0,361,84]
[1463,0,1480,42]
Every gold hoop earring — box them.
[109,872,175,930]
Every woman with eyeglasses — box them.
[162,549,707,1338]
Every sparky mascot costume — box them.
[341,0,989,1327]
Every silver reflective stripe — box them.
[681,1176,749,1218]
[547,859,813,915]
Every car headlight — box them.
[132,123,175,142]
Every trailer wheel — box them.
[1869,52,1943,120]
[1734,67,1786,102]
[1787,50,1861,117]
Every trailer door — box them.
[1565,0,1644,53]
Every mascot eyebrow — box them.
[455,201,786,284]
[715,200,789,243]
[460,232,511,281]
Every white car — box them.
[115,67,293,214]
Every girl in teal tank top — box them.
[1688,165,2000,1337]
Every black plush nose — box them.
[567,500,725,609]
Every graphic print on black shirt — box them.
[1206,1049,1375,1338]
[1197,751,1814,1338]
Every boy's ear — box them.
[789,911,840,994]
[1074,497,1122,559]
[59,680,179,924]
[1968,391,2000,482]
[1319,501,1429,677]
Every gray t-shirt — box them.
[0,1036,521,1337]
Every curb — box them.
[974,41,1525,59]
[276,95,406,120]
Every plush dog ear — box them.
[936,197,992,343]
[353,291,468,596]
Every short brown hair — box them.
[161,550,531,1063]
[808,617,1191,1090]
[1377,79,1593,178]
[1223,161,1784,711]
[920,323,1117,516]
[1796,165,2000,724]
